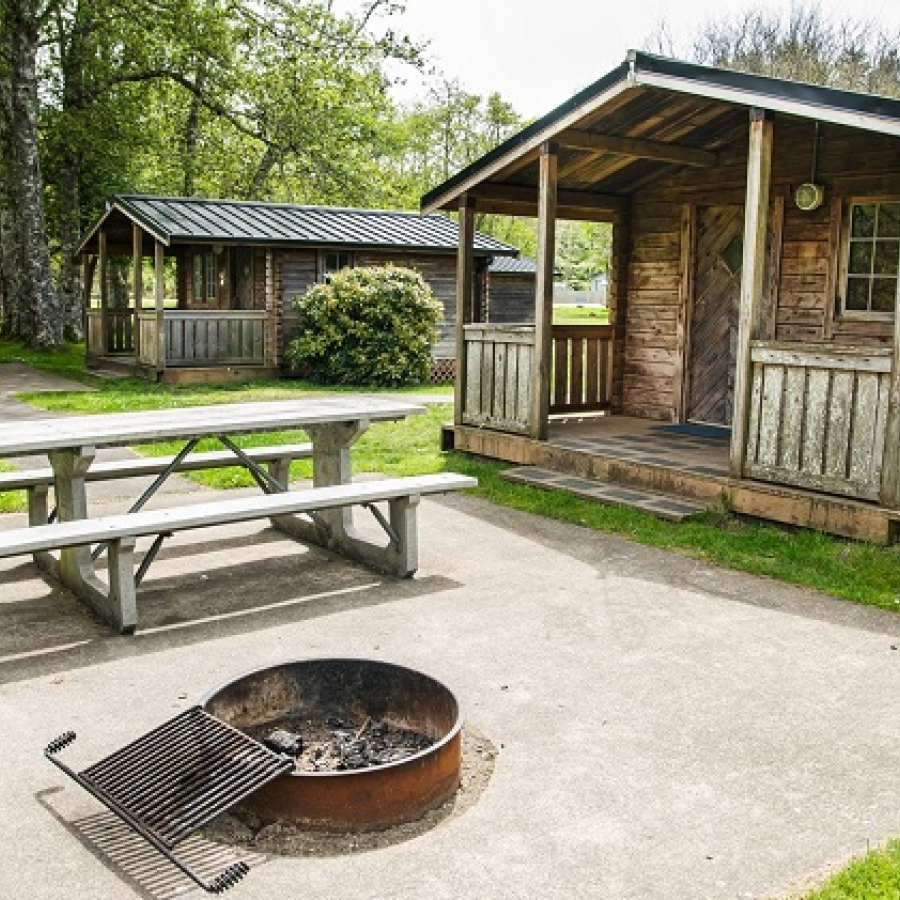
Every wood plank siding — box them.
[276,250,493,364]
[619,119,900,427]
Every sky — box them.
[338,0,900,117]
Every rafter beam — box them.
[452,183,624,221]
[558,128,718,168]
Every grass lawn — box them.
[553,305,610,325]
[792,840,900,899]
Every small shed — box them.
[423,50,900,541]
[487,256,538,323]
[77,195,519,383]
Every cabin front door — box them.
[685,205,744,426]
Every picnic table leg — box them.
[307,420,370,533]
[270,419,421,577]
[47,446,123,628]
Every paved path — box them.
[2,365,899,900]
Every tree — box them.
[1,0,422,347]
[648,5,900,97]
[0,0,62,346]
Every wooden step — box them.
[500,467,707,522]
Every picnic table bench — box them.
[0,397,475,633]
[0,473,475,634]
[0,442,313,525]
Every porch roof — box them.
[78,195,519,256]
[420,49,900,219]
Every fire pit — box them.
[201,658,463,832]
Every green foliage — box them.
[287,266,442,386]
[795,838,900,899]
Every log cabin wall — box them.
[354,251,461,359]
[274,249,467,367]
[485,273,536,324]
[620,117,900,422]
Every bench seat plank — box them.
[0,444,313,491]
[0,473,474,556]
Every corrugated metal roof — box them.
[489,256,537,274]
[104,195,518,255]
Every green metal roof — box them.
[81,195,518,256]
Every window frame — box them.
[192,249,219,304]
[319,249,354,283]
[836,195,900,322]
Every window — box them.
[841,200,900,317]
[193,251,217,303]
[322,250,353,282]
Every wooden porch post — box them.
[455,195,477,427]
[730,109,773,478]
[132,224,143,362]
[880,290,900,507]
[531,141,559,440]
[98,229,108,353]
[265,250,277,367]
[154,240,166,378]
[80,254,92,346]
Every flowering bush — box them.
[287,265,443,386]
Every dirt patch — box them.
[203,726,497,856]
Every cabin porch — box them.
[449,413,900,543]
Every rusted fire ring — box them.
[201,658,463,832]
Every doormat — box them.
[651,423,731,440]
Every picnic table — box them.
[0,396,475,632]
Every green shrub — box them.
[287,265,443,386]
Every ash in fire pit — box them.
[202,658,462,832]
[254,715,434,771]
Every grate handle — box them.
[45,732,77,756]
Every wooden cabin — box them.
[77,196,522,384]
[422,50,900,542]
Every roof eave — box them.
[421,61,634,215]
[75,197,171,256]
[161,236,517,255]
[633,68,900,138]
[420,50,900,216]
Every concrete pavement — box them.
[2,365,900,899]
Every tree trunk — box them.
[0,0,62,347]
[57,151,84,339]
[182,64,206,197]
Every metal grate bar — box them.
[88,725,252,800]
[45,707,294,894]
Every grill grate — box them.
[45,706,295,894]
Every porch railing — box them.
[463,325,534,433]
[743,341,893,501]
[164,311,267,366]
[462,323,614,433]
[86,309,135,354]
[551,325,614,414]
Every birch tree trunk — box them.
[0,0,62,346]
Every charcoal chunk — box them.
[263,729,303,756]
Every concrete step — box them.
[500,467,708,522]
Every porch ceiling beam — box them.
[472,200,619,223]
[465,183,625,221]
[557,128,718,168]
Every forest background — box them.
[1,0,899,347]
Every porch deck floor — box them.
[547,414,731,478]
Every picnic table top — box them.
[0,396,425,457]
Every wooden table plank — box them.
[0,397,425,456]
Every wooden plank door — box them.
[686,205,744,426]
